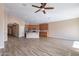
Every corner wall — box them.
[0,4,5,48]
[48,18,79,40]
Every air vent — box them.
[22,3,27,6]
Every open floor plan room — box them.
[0,3,79,56]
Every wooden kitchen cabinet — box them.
[39,23,48,30]
[27,24,39,30]
[39,32,47,37]
[25,23,48,38]
[39,23,48,37]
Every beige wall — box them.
[4,8,8,41]
[48,18,79,40]
[0,4,5,48]
[7,16,25,25]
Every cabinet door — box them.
[39,24,48,30]
[27,25,39,30]
[39,32,47,37]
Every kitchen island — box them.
[26,31,39,38]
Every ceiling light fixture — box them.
[32,3,54,14]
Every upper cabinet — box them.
[25,24,39,30]
[39,23,48,30]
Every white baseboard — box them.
[48,36,79,41]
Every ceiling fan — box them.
[32,3,54,14]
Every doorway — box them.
[8,23,19,37]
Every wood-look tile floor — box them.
[1,36,79,56]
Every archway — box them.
[8,23,19,37]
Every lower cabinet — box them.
[39,32,47,37]
[39,23,48,37]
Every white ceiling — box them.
[4,3,79,24]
